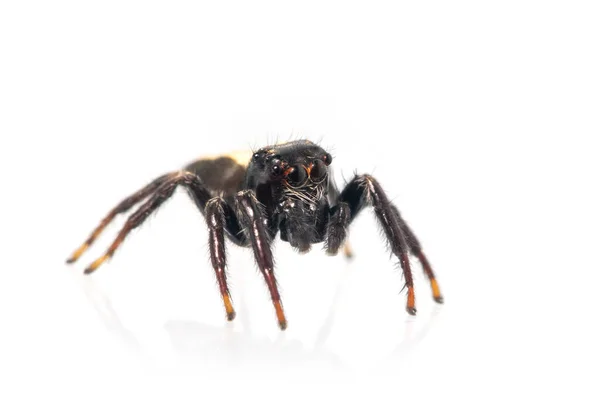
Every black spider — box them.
[66,139,443,330]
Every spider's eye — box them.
[322,153,332,165]
[272,163,283,176]
[286,165,308,186]
[270,157,284,176]
[310,159,327,180]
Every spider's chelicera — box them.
[67,140,443,330]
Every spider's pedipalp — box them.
[325,203,351,256]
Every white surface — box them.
[1,1,599,399]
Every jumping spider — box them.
[67,140,443,330]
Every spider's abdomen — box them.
[184,150,251,198]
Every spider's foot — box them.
[406,286,416,315]
[84,254,110,274]
[223,294,236,321]
[66,243,89,264]
[430,278,444,304]
[274,300,288,331]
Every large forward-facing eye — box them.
[309,159,327,181]
[270,157,284,176]
[286,165,308,187]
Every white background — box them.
[1,1,599,399]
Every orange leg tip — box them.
[430,279,444,303]
[66,243,89,264]
[274,300,287,330]
[223,295,236,320]
[84,255,109,274]
[406,287,416,315]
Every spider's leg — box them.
[202,197,241,321]
[66,172,175,263]
[235,190,287,330]
[392,205,443,304]
[84,171,211,274]
[84,171,243,323]
[337,174,417,315]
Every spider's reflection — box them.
[69,264,441,374]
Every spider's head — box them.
[248,140,332,199]
[246,140,333,250]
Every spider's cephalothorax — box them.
[246,141,333,252]
[66,139,443,330]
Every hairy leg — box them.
[82,171,212,274]
[78,172,242,322]
[334,174,418,315]
[392,206,443,303]
[235,190,287,330]
[66,173,175,263]
[203,197,241,320]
